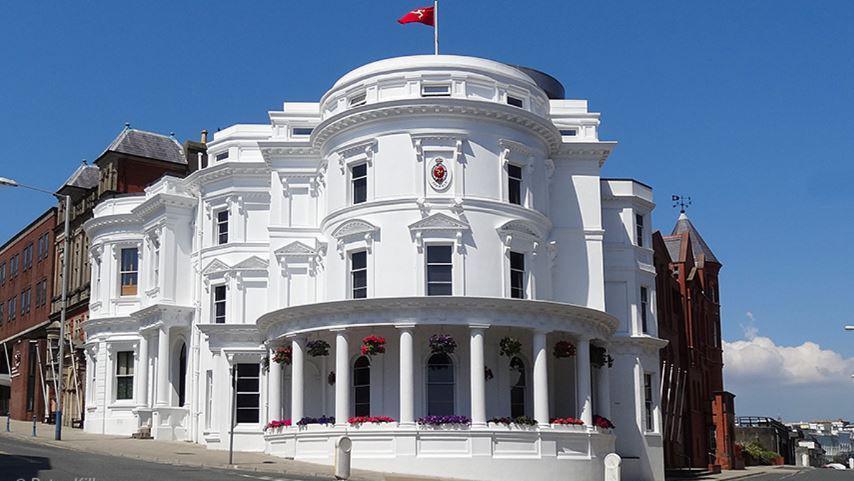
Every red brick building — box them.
[0,208,57,421]
[655,212,736,470]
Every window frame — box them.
[349,250,368,299]
[0,262,5,284]
[8,297,16,320]
[353,356,371,417]
[507,163,523,206]
[640,286,649,334]
[216,209,229,245]
[350,162,368,205]
[426,352,455,416]
[213,285,227,324]
[421,83,451,97]
[291,127,314,137]
[636,213,645,247]
[509,356,527,418]
[425,244,453,296]
[509,251,526,299]
[643,372,654,432]
[506,95,524,108]
[119,247,139,297]
[348,92,367,108]
[234,363,261,424]
[115,350,135,401]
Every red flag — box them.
[398,6,435,27]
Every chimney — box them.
[201,130,208,144]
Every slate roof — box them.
[663,236,683,263]
[100,128,186,165]
[671,212,720,264]
[59,161,99,191]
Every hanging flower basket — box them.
[590,345,614,368]
[429,334,457,354]
[273,346,292,365]
[499,337,522,357]
[361,335,386,356]
[553,340,577,358]
[265,419,291,430]
[593,415,615,429]
[306,339,330,357]
[327,371,336,385]
[260,356,270,372]
[484,366,494,381]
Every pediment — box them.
[233,256,269,270]
[408,213,470,232]
[332,219,378,240]
[202,259,230,275]
[274,241,317,257]
[497,220,544,240]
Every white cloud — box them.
[723,335,854,386]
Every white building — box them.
[83,55,665,481]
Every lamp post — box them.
[845,326,854,331]
[0,176,71,441]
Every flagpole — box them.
[434,0,439,55]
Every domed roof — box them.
[329,55,541,92]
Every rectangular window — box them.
[510,251,525,299]
[351,163,367,204]
[421,84,451,97]
[640,287,649,333]
[426,245,453,296]
[350,251,367,299]
[37,235,45,261]
[348,92,367,107]
[8,298,16,320]
[644,373,654,432]
[152,240,160,287]
[559,129,578,137]
[0,263,5,284]
[292,127,313,137]
[213,285,226,324]
[22,244,33,270]
[216,210,229,245]
[215,152,229,162]
[21,289,30,314]
[506,95,524,108]
[0,303,4,324]
[235,363,260,424]
[35,280,45,307]
[10,255,18,276]
[116,351,135,401]
[120,248,139,296]
[508,164,523,206]
[636,214,644,247]
[26,343,37,411]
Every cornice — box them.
[312,98,561,155]
[608,334,669,355]
[553,141,617,167]
[83,213,143,236]
[184,161,271,189]
[131,192,197,218]
[130,303,195,330]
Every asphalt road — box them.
[0,436,328,481]
[743,470,853,481]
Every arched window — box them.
[509,356,526,418]
[353,356,371,416]
[178,343,187,407]
[427,353,455,416]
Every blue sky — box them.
[1,1,852,418]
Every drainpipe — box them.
[190,188,204,442]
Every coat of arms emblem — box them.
[429,158,451,191]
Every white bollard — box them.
[335,436,353,480]
[604,453,622,481]
[848,457,853,470]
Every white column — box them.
[156,325,170,406]
[398,326,415,425]
[268,346,283,421]
[576,337,592,426]
[290,337,305,423]
[597,360,611,419]
[532,330,549,426]
[137,332,149,407]
[469,326,487,426]
[334,330,350,425]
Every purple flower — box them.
[416,415,471,426]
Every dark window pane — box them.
[121,248,138,271]
[116,378,134,400]
[354,369,370,386]
[237,364,259,377]
[236,378,259,392]
[354,387,370,405]
[121,273,138,287]
[237,393,259,408]
[427,284,452,296]
[508,180,521,205]
[353,179,367,204]
[351,251,366,270]
[508,164,522,178]
[352,287,367,299]
[507,96,524,108]
[511,387,525,405]
[352,270,367,289]
[352,163,367,177]
[426,246,452,264]
[427,265,452,283]
[510,252,524,270]
[215,286,226,301]
[236,409,259,423]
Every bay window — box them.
[119,248,139,296]
[426,245,452,296]
[115,351,134,401]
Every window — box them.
[119,248,139,296]
[216,210,229,245]
[559,129,578,137]
[507,164,523,206]
[348,92,367,107]
[26,343,37,411]
[0,303,4,324]
[509,357,526,418]
[0,263,5,284]
[421,84,451,97]
[10,255,18,277]
[351,163,367,204]
[640,287,649,334]
[116,351,135,401]
[510,251,525,299]
[22,244,33,270]
[427,353,455,416]
[8,298,16,320]
[292,127,313,137]
[178,343,187,407]
[643,373,654,431]
[213,285,226,324]
[151,239,160,287]
[37,235,46,261]
[350,251,367,299]
[506,95,524,108]
[235,363,260,423]
[20,289,30,314]
[636,214,644,247]
[353,356,371,417]
[36,280,47,306]
[215,152,229,162]
[426,245,453,296]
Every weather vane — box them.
[672,195,692,213]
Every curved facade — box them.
[83,55,665,481]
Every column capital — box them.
[468,323,490,331]
[394,323,417,330]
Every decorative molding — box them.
[201,259,230,276]
[497,219,545,254]
[334,139,377,174]
[233,256,269,271]
[331,219,379,258]
[411,133,464,163]
[408,213,470,252]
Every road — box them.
[743,470,853,481]
[0,436,328,481]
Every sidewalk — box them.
[0,418,449,481]
[686,465,800,481]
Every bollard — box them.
[334,436,353,480]
[6,415,9,432]
[32,416,37,437]
[604,453,622,481]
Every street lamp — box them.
[0,176,71,441]
[845,326,854,331]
